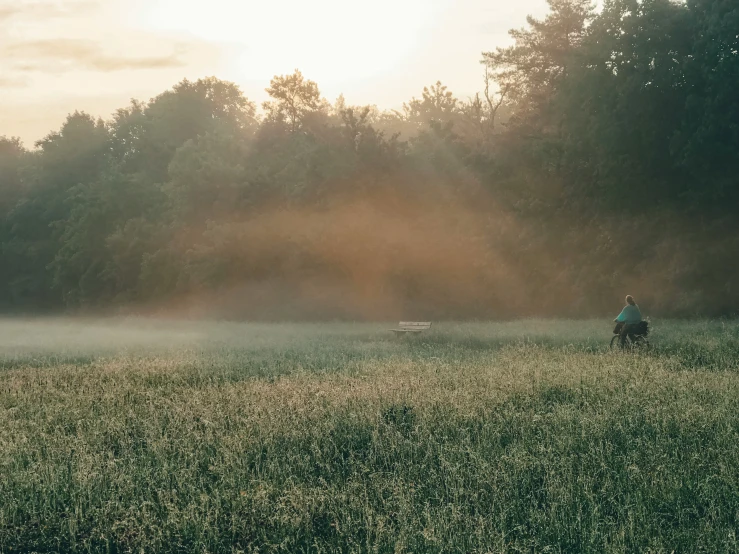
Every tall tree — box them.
[263,70,328,133]
[2,113,109,309]
[402,81,460,129]
[676,0,739,207]
[0,137,25,215]
[482,0,595,126]
[558,0,693,207]
[117,78,257,182]
[0,137,27,309]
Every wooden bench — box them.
[390,322,432,336]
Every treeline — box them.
[1,0,737,319]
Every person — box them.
[614,295,642,346]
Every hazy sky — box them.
[1,0,549,146]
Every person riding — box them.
[614,295,642,346]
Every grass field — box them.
[1,318,738,553]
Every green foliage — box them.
[1,1,738,317]
[0,137,26,216]
[263,69,329,133]
[402,81,461,130]
[0,137,28,310]
[483,0,595,126]
[677,0,739,203]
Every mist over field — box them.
[2,0,739,552]
[2,317,739,552]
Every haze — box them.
[2,0,736,320]
[1,0,548,146]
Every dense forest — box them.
[1,0,737,320]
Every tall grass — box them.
[1,319,738,553]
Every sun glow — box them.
[140,0,450,88]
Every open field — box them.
[1,319,738,553]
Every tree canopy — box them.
[1,3,737,319]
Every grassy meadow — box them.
[1,318,738,553]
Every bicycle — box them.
[610,321,650,352]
